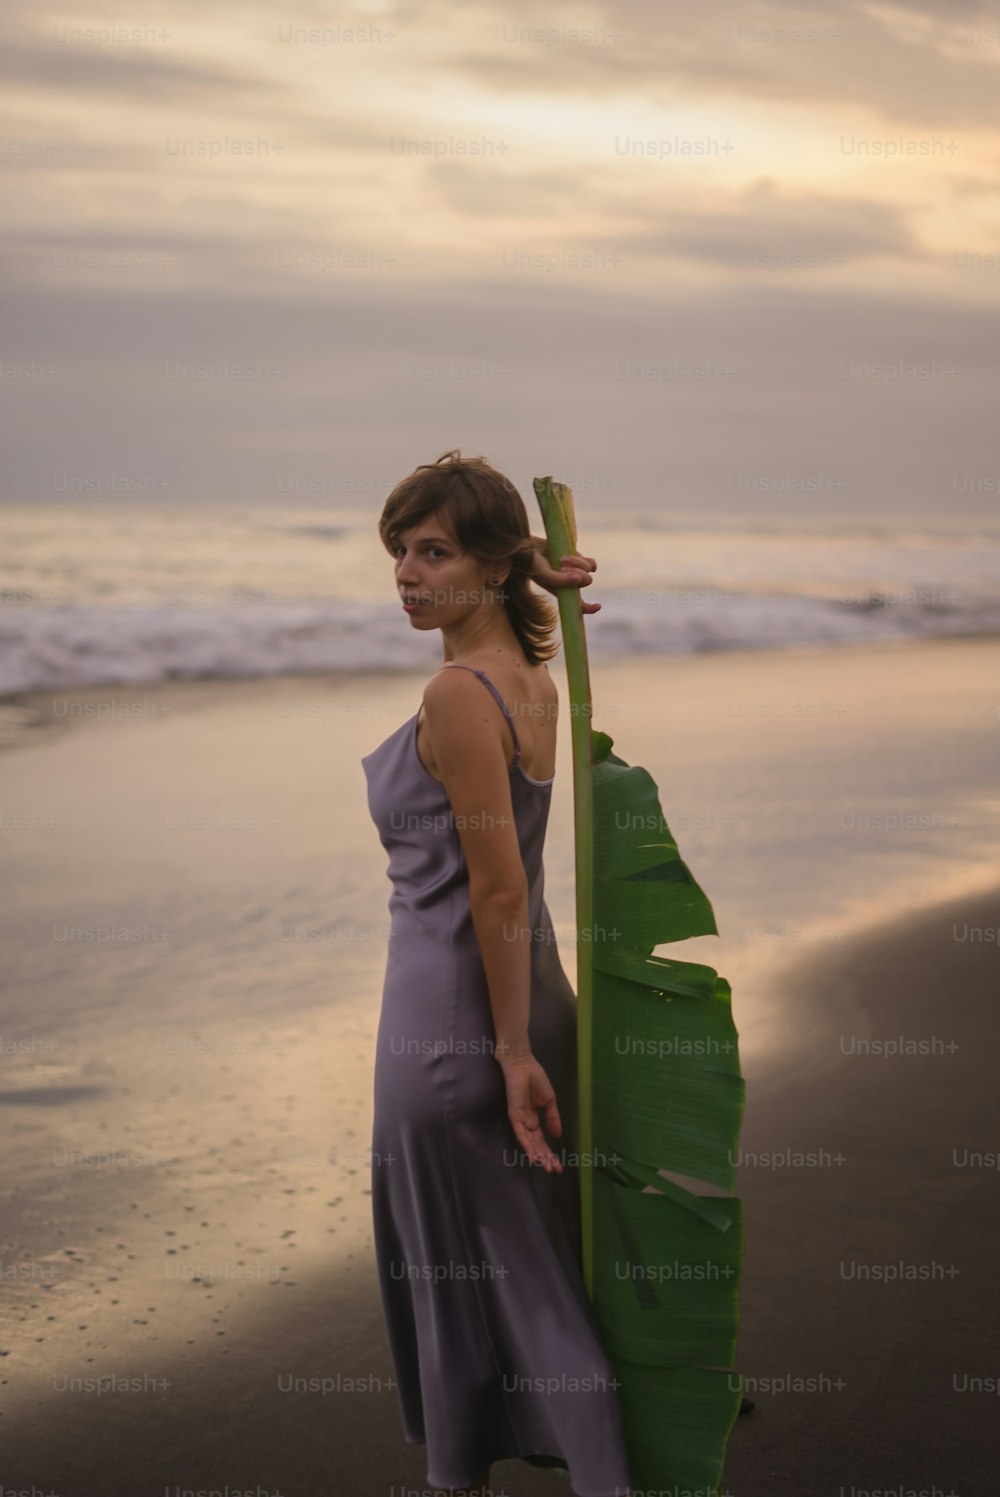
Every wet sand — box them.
[0,637,998,1495]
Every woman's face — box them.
[393,512,491,630]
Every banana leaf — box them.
[533,476,745,1497]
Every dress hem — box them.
[404,1431,632,1496]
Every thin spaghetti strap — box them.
[440,663,522,759]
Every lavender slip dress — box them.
[361,662,633,1496]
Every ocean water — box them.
[1,503,999,696]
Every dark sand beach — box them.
[1,638,998,1496]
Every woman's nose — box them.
[395,562,421,588]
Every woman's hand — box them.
[527,536,602,615]
[498,1051,564,1172]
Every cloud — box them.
[0,34,283,103]
[591,181,922,266]
[1,0,997,526]
[438,0,1000,128]
[423,169,922,265]
[2,275,997,522]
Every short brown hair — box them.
[377,449,559,666]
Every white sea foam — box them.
[2,505,998,695]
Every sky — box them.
[2,0,999,524]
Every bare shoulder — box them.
[420,665,514,771]
[523,662,559,710]
[424,658,556,721]
[457,656,557,693]
[422,664,483,709]
[421,665,504,739]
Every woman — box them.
[361,450,632,1497]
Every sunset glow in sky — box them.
[3,0,999,520]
